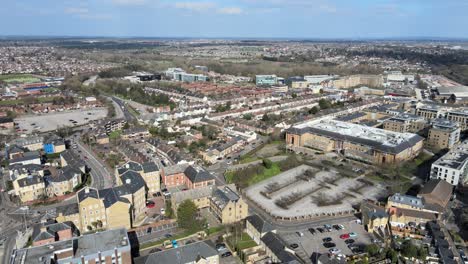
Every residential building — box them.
[260,232,301,264]
[446,108,468,131]
[60,150,86,173]
[360,201,389,234]
[416,104,445,120]
[9,151,41,165]
[386,193,440,228]
[331,75,383,89]
[103,119,127,134]
[32,221,76,246]
[121,127,151,140]
[43,134,66,154]
[162,164,215,190]
[286,119,424,165]
[171,186,214,214]
[245,214,275,245]
[426,119,460,151]
[0,117,14,129]
[256,75,278,86]
[11,228,132,264]
[45,166,83,197]
[201,137,244,163]
[383,114,428,133]
[13,175,46,203]
[116,160,161,195]
[427,221,459,264]
[430,140,468,186]
[55,203,81,230]
[134,241,219,264]
[417,179,453,213]
[304,75,337,85]
[210,185,248,224]
[9,136,44,151]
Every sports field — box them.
[0,74,41,83]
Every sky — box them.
[1,0,468,39]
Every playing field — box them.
[0,74,41,83]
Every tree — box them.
[177,200,202,231]
[386,248,398,263]
[165,200,174,218]
[318,99,332,109]
[400,240,418,259]
[262,113,270,122]
[262,158,273,169]
[291,93,298,98]
[243,114,253,120]
[308,106,319,115]
[365,244,380,257]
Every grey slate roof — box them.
[142,162,159,173]
[56,203,79,216]
[246,214,274,234]
[119,170,146,193]
[134,241,218,264]
[261,232,301,264]
[117,161,143,175]
[98,187,131,208]
[184,166,215,183]
[77,187,99,202]
[211,186,240,210]
[17,175,44,187]
[46,166,82,183]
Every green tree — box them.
[365,244,380,257]
[386,248,398,263]
[401,240,418,259]
[165,200,174,218]
[177,200,202,231]
[308,106,319,115]
[318,99,332,109]
[262,158,273,169]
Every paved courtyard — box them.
[245,164,385,219]
[15,108,107,133]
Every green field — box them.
[0,74,41,83]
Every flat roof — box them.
[289,119,423,154]
[433,140,468,170]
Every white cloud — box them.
[174,2,216,12]
[217,7,243,15]
[64,7,89,14]
[111,0,148,5]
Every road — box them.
[71,136,113,189]
[112,96,136,121]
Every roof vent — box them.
[126,179,131,184]
[85,187,90,194]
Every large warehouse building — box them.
[286,120,424,165]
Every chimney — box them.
[85,187,89,194]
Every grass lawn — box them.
[127,104,141,116]
[248,163,281,185]
[239,156,260,164]
[227,232,257,251]
[0,74,40,83]
[0,99,23,106]
[413,152,433,166]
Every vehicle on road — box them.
[164,233,172,238]
[171,240,178,248]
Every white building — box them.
[430,140,468,186]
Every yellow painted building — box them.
[210,185,248,224]
[13,175,46,203]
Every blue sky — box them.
[1,0,467,38]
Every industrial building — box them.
[286,119,424,164]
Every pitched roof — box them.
[119,170,146,194]
[246,214,274,234]
[418,179,453,211]
[77,187,99,202]
[184,166,215,183]
[260,232,301,264]
[142,162,159,173]
[134,241,218,264]
[98,188,131,208]
[17,175,44,187]
[117,161,143,175]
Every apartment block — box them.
[116,160,161,195]
[426,119,460,151]
[383,113,428,133]
[430,140,468,186]
[210,185,248,224]
[286,119,424,165]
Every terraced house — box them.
[116,160,161,195]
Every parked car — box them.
[290,243,299,249]
[349,232,358,237]
[322,237,333,243]
[296,232,304,237]
[345,239,355,244]
[164,233,172,238]
[340,234,350,239]
[221,252,232,258]
[216,243,226,252]
[317,228,325,233]
[323,242,336,248]
[329,248,341,254]
[308,228,316,235]
[171,240,178,248]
